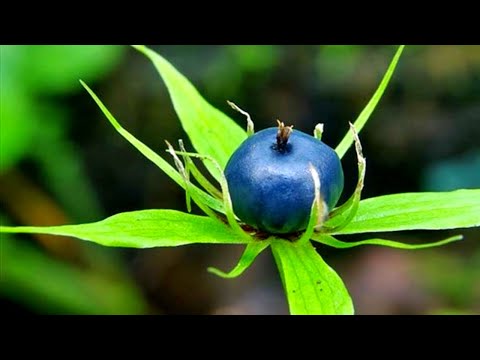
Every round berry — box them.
[224,125,344,234]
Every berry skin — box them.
[224,126,344,234]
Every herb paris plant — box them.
[1,45,479,315]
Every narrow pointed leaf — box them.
[80,80,224,215]
[332,189,480,235]
[0,210,249,248]
[179,139,222,199]
[271,238,353,315]
[208,240,269,279]
[335,45,405,159]
[298,165,324,243]
[172,149,250,241]
[312,233,464,249]
[227,100,255,136]
[324,123,366,232]
[132,45,247,181]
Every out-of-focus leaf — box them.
[228,45,278,72]
[0,86,38,172]
[31,105,103,222]
[0,234,147,314]
[0,45,124,173]
[19,45,125,94]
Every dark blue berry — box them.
[224,125,344,234]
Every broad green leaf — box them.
[332,189,480,235]
[0,210,249,248]
[335,45,405,159]
[312,233,463,250]
[132,45,248,181]
[1,235,147,314]
[271,238,353,315]
[208,240,270,278]
[80,80,225,215]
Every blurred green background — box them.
[1,45,479,315]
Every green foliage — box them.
[416,248,480,309]
[1,234,147,314]
[271,239,353,315]
[208,241,270,278]
[335,45,405,159]
[0,85,38,171]
[0,45,124,221]
[313,234,463,250]
[1,45,478,315]
[15,45,124,94]
[1,210,248,248]
[332,190,480,235]
[132,45,247,181]
[0,45,123,171]
[80,81,225,214]
[0,45,146,314]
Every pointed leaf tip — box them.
[313,233,464,250]
[0,210,249,248]
[335,45,405,159]
[334,189,480,235]
[207,241,269,279]
[132,45,247,181]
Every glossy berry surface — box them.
[224,127,344,234]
